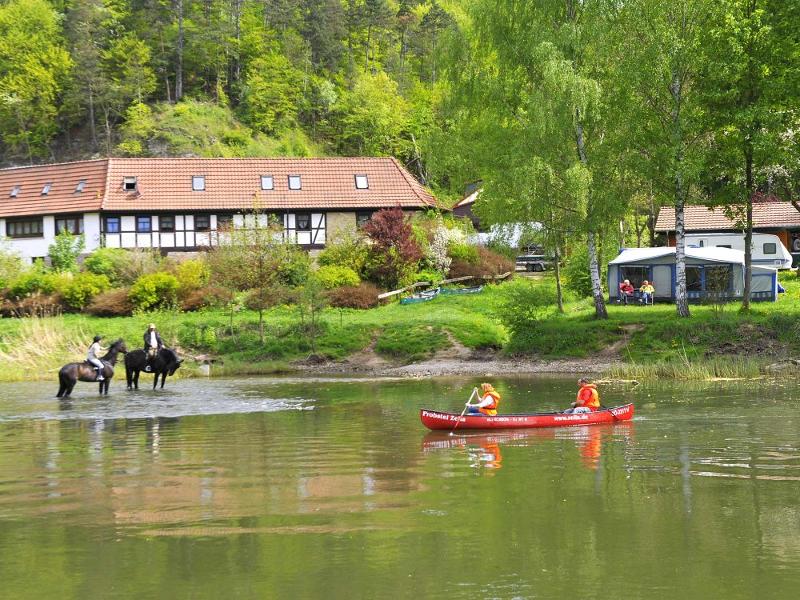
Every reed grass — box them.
[607,357,770,381]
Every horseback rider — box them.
[143,323,163,372]
[87,335,106,381]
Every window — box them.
[160,215,175,232]
[698,240,704,248]
[123,177,137,191]
[195,215,210,231]
[216,214,233,229]
[9,185,20,198]
[260,175,274,190]
[295,212,311,231]
[75,180,87,193]
[686,267,702,292]
[6,218,44,238]
[105,217,120,233]
[356,211,373,228]
[41,183,52,195]
[763,242,777,255]
[55,217,83,235]
[136,216,152,233]
[355,174,369,189]
[619,266,650,288]
[267,213,283,227]
[288,175,302,190]
[192,176,206,191]
[716,244,732,249]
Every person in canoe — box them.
[564,378,600,414]
[465,382,501,416]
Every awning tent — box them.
[608,247,778,303]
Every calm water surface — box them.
[0,375,799,599]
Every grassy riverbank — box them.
[2,274,800,382]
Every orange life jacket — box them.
[479,390,501,416]
[576,384,600,411]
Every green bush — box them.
[8,271,69,299]
[83,248,129,284]
[316,265,360,289]
[48,231,85,272]
[62,272,111,309]
[174,258,211,296]
[448,243,479,264]
[0,246,26,291]
[317,232,370,277]
[413,268,444,285]
[276,245,311,286]
[129,272,179,311]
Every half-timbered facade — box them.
[0,158,436,260]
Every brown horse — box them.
[56,339,127,397]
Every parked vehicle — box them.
[684,233,792,269]
[516,254,554,272]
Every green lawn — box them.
[2,273,799,381]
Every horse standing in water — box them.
[125,347,183,390]
[56,339,128,397]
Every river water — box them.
[0,375,798,599]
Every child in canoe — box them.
[465,383,501,416]
[564,378,600,414]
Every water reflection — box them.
[422,422,634,473]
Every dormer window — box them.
[355,174,369,189]
[288,175,302,190]
[123,177,137,191]
[192,175,205,191]
[260,175,274,190]
[75,180,87,193]
[41,183,52,195]
[9,185,20,198]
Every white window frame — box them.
[355,174,369,189]
[192,176,206,191]
[75,180,87,193]
[288,175,302,190]
[123,177,137,191]
[261,175,274,190]
[41,183,52,195]
[9,185,20,198]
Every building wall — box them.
[326,212,356,240]
[0,215,55,261]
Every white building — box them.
[0,157,437,261]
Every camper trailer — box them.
[684,233,792,269]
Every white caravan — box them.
[685,232,793,269]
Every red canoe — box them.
[420,404,635,431]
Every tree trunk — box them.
[742,141,754,311]
[88,85,98,152]
[574,111,607,319]
[175,0,184,101]
[259,308,264,344]
[670,69,690,318]
[554,242,564,313]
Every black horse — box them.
[125,347,183,390]
[57,339,128,397]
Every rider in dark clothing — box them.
[143,323,164,372]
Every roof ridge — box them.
[106,156,398,162]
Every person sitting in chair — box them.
[87,335,106,381]
[639,280,655,305]
[618,279,634,305]
[143,323,163,372]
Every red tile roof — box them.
[0,157,436,217]
[104,157,436,211]
[0,159,107,218]
[655,203,800,232]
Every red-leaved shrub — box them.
[327,283,381,309]
[449,247,515,280]
[362,208,422,288]
[0,294,63,317]
[85,288,134,316]
[180,286,232,312]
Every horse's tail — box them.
[56,368,69,397]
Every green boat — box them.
[440,285,484,295]
[400,288,440,305]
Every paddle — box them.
[450,387,479,436]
